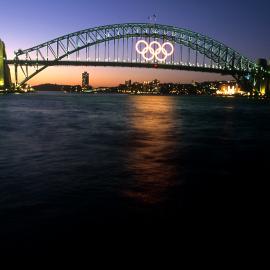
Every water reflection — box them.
[123,96,180,204]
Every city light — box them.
[216,83,245,96]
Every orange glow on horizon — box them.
[9,65,232,88]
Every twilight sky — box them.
[1,0,269,87]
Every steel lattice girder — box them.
[14,23,261,85]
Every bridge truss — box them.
[7,23,269,91]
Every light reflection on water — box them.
[124,96,180,204]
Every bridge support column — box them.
[264,76,270,97]
[0,39,11,91]
[254,77,267,96]
[266,61,270,97]
[0,40,5,90]
[15,61,18,87]
[254,59,270,97]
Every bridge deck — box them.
[6,60,242,76]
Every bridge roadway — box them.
[6,60,245,76]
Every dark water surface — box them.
[0,92,269,250]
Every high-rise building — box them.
[125,80,132,87]
[82,71,89,90]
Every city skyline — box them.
[1,0,269,87]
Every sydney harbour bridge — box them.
[1,23,270,94]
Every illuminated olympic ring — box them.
[136,40,174,62]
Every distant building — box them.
[125,80,132,87]
[82,71,89,90]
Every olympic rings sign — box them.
[135,40,174,62]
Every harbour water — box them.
[0,92,269,250]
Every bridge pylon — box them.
[252,59,270,96]
[0,39,12,91]
[235,59,270,97]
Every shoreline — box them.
[1,90,269,100]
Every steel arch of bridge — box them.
[12,23,261,86]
